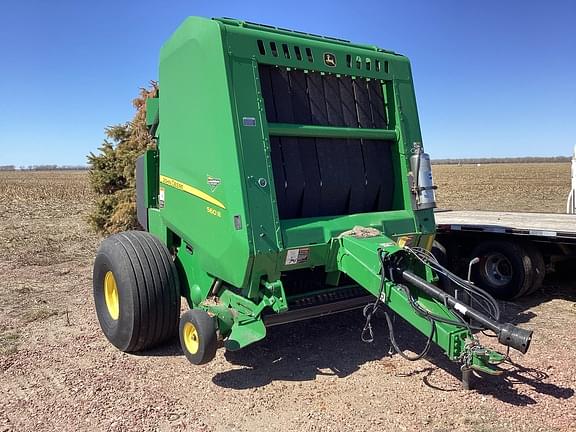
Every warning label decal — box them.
[285,248,310,265]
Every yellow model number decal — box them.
[159,175,226,209]
[206,206,222,218]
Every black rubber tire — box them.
[179,309,217,365]
[431,240,447,265]
[431,240,453,293]
[470,241,533,300]
[524,245,546,295]
[93,231,180,352]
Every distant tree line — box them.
[2,155,569,173]
[432,156,570,165]
[0,165,88,171]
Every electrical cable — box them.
[361,249,388,343]
[383,309,435,361]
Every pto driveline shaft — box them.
[398,269,532,354]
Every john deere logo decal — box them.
[324,52,336,67]
[207,176,221,192]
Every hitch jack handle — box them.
[467,257,480,282]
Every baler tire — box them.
[470,241,533,300]
[179,309,217,365]
[524,245,546,295]
[93,231,180,352]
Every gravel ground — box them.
[1,169,575,432]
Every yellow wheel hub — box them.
[183,322,200,354]
[104,271,120,320]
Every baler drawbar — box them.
[92,16,532,388]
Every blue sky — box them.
[1,0,574,166]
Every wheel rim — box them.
[104,271,120,320]
[183,322,200,354]
[483,253,513,287]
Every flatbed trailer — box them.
[434,210,576,299]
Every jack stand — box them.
[461,367,472,390]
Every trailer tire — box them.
[431,240,453,293]
[179,309,217,365]
[470,241,533,300]
[431,240,447,265]
[93,231,180,352]
[524,245,545,295]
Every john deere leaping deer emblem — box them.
[324,52,336,67]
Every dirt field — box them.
[434,162,570,213]
[1,165,575,432]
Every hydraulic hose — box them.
[398,269,532,354]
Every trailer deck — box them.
[435,210,576,240]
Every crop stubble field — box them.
[434,163,570,213]
[0,163,575,432]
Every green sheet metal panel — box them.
[155,17,252,289]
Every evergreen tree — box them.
[88,82,158,234]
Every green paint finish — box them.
[145,97,159,131]
[205,304,235,336]
[220,19,409,81]
[215,280,287,350]
[215,17,402,56]
[468,349,507,375]
[141,149,159,209]
[147,208,167,245]
[150,16,435,294]
[267,123,398,140]
[280,211,417,248]
[155,17,252,289]
[175,244,215,308]
[225,317,267,351]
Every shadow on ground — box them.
[399,350,574,405]
[210,308,574,405]
[138,342,184,357]
[473,359,574,405]
[501,277,576,326]
[133,274,575,404]
[212,310,393,389]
